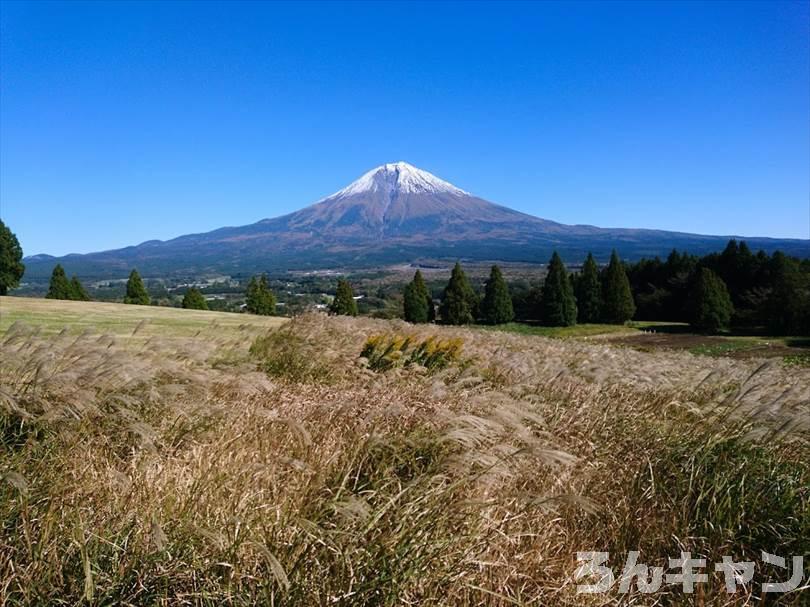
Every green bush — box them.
[251,329,333,383]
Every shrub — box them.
[69,275,90,301]
[407,336,464,371]
[360,333,414,371]
[251,327,333,382]
[182,287,209,310]
[360,333,464,373]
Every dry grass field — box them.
[1,298,808,605]
[0,296,286,339]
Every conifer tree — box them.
[439,262,477,325]
[0,219,24,295]
[123,269,150,305]
[766,252,808,335]
[69,276,90,301]
[480,265,514,324]
[541,252,577,326]
[688,267,733,332]
[601,250,635,323]
[403,270,432,323]
[245,274,276,315]
[182,287,209,310]
[575,253,602,323]
[245,276,260,312]
[330,278,358,316]
[46,264,73,300]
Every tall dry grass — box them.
[1,314,808,605]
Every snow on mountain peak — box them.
[324,162,469,199]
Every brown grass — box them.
[1,309,808,605]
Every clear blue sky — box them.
[1,0,808,256]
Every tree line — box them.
[627,240,810,335]
[37,263,284,315]
[2,216,807,334]
[396,250,637,328]
[395,239,810,335]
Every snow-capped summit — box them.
[22,157,808,279]
[325,162,469,200]
[289,160,541,240]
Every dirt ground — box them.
[606,331,809,360]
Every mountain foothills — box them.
[21,162,810,278]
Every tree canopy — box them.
[70,276,90,301]
[766,252,809,335]
[0,220,24,295]
[480,265,514,325]
[403,270,434,323]
[541,252,577,326]
[688,267,733,333]
[46,264,73,300]
[182,287,209,310]
[601,250,636,324]
[124,269,150,305]
[626,240,810,335]
[575,253,602,323]
[245,275,276,315]
[439,262,477,325]
[330,278,358,316]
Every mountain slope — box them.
[23,162,809,278]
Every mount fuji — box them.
[24,162,809,278]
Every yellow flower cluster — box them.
[361,333,464,372]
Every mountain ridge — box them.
[23,162,810,278]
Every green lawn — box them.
[0,296,286,339]
[477,320,810,367]
[687,339,760,357]
[478,321,636,339]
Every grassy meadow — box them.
[1,297,809,605]
[0,296,286,339]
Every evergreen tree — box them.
[480,265,514,324]
[69,276,90,301]
[46,264,73,300]
[330,278,358,316]
[766,252,809,335]
[575,253,602,323]
[0,219,24,295]
[439,262,477,325]
[182,287,209,310]
[403,270,432,323]
[245,276,260,312]
[602,250,635,323]
[123,269,150,305]
[688,267,733,333]
[541,252,577,326]
[245,275,276,315]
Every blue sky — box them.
[1,0,808,256]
